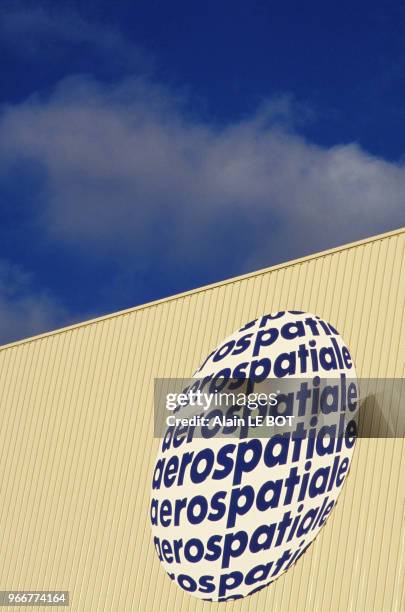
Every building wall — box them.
[0,228,403,611]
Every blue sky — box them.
[0,0,404,344]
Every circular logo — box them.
[151,311,358,601]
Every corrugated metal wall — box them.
[0,228,403,612]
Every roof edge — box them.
[1,226,404,352]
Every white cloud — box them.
[1,5,402,347]
[0,259,70,345]
[0,75,403,271]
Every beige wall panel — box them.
[0,229,403,611]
